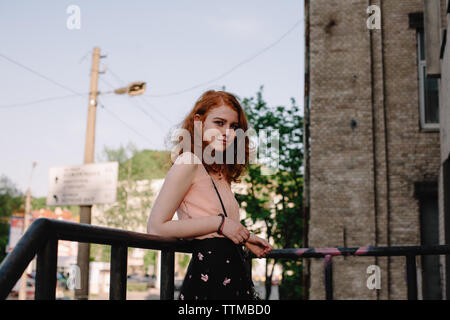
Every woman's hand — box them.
[245,233,273,258]
[221,217,250,245]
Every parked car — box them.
[57,272,68,290]
[127,273,148,283]
[147,275,157,288]
[174,279,183,290]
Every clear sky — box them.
[0,0,304,198]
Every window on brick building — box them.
[417,28,440,131]
[414,181,442,299]
[444,157,450,299]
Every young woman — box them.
[147,90,272,300]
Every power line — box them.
[130,98,169,132]
[139,95,173,125]
[100,77,167,132]
[144,18,304,98]
[105,67,125,87]
[99,77,117,92]
[0,52,89,109]
[0,93,87,109]
[102,66,173,125]
[0,52,156,147]
[0,53,84,96]
[78,49,93,64]
[97,99,158,147]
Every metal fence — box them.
[1,217,449,300]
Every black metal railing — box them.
[1,217,450,300]
[281,245,450,299]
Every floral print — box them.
[223,277,231,286]
[177,238,254,300]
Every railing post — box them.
[160,249,175,300]
[406,254,418,300]
[110,244,128,300]
[35,236,58,300]
[324,254,333,300]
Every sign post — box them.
[46,162,119,206]
[46,161,118,300]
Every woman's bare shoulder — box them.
[159,152,199,193]
[173,151,202,166]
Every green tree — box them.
[0,175,24,263]
[90,244,111,262]
[95,143,172,231]
[31,197,80,219]
[95,143,157,232]
[143,250,157,274]
[236,86,305,300]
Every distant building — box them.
[89,262,110,295]
[92,179,164,276]
[31,207,79,273]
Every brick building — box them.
[304,0,447,299]
[435,0,450,303]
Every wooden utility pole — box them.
[75,47,101,300]
[18,162,36,300]
[18,190,32,300]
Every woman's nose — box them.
[218,126,229,135]
[225,125,236,133]
[224,129,236,140]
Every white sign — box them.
[46,162,118,206]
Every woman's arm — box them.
[147,152,250,243]
[147,153,221,238]
[245,232,273,258]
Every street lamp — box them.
[101,81,147,97]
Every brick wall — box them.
[308,0,441,299]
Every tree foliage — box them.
[92,142,171,266]
[31,197,80,218]
[235,86,305,300]
[0,175,24,263]
[94,142,171,232]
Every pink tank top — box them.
[175,153,241,240]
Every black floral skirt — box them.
[177,237,254,300]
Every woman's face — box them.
[194,105,240,152]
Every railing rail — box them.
[0,218,192,300]
[1,218,450,300]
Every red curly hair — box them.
[170,90,250,183]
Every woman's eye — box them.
[215,121,224,126]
